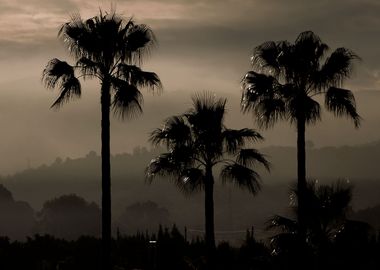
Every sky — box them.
[0,0,380,174]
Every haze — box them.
[0,0,380,174]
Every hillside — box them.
[1,142,379,240]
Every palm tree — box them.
[146,92,270,267]
[241,31,360,232]
[267,181,353,269]
[42,10,161,270]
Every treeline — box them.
[0,224,379,270]
[0,185,171,240]
[4,140,380,185]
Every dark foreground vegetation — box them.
[0,224,379,270]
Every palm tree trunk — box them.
[205,165,215,269]
[297,116,307,238]
[101,79,112,270]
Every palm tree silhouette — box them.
[241,31,360,233]
[267,181,353,269]
[146,92,270,268]
[42,10,161,270]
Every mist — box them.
[0,1,380,269]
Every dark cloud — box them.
[122,1,378,80]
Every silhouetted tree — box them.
[241,31,360,234]
[116,201,170,234]
[42,10,161,269]
[267,181,353,269]
[352,204,380,228]
[334,219,375,269]
[0,185,35,240]
[146,92,270,268]
[37,194,101,239]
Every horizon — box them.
[4,137,380,177]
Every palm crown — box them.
[147,92,270,194]
[269,181,353,237]
[242,31,360,128]
[268,181,353,261]
[43,11,161,115]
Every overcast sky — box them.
[0,0,379,174]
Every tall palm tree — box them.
[241,31,360,232]
[146,92,270,267]
[42,10,161,270]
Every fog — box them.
[1,141,380,240]
[0,0,379,244]
[0,79,379,174]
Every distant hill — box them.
[263,140,380,180]
[0,142,379,241]
[0,184,35,240]
[351,205,380,230]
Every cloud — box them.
[0,0,74,44]
[1,0,379,90]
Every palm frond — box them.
[266,215,298,233]
[335,220,372,242]
[60,11,124,63]
[245,95,287,128]
[59,13,95,60]
[222,128,263,154]
[122,23,157,64]
[220,162,261,194]
[176,168,204,195]
[146,153,179,182]
[293,31,329,69]
[316,48,359,89]
[171,146,197,166]
[190,92,227,122]
[42,58,76,89]
[251,41,283,77]
[116,63,162,92]
[186,92,226,157]
[236,148,271,171]
[42,58,81,108]
[290,180,353,232]
[149,115,191,148]
[76,57,101,79]
[269,232,304,256]
[325,87,361,127]
[146,153,202,195]
[315,181,353,224]
[241,72,287,128]
[328,181,353,213]
[111,77,143,119]
[50,77,81,108]
[241,71,277,98]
